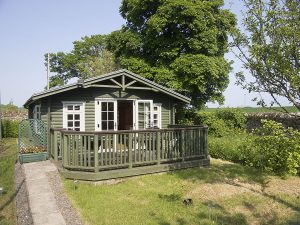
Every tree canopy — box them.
[107,0,236,108]
[46,35,118,88]
[46,0,236,108]
[232,0,300,112]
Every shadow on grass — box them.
[158,193,181,202]
[0,179,24,213]
[169,160,300,224]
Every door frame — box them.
[95,98,156,131]
[95,99,118,131]
[135,100,153,130]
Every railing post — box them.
[94,134,99,172]
[54,131,58,161]
[204,127,208,159]
[59,131,63,159]
[63,134,68,167]
[156,131,161,164]
[180,129,185,161]
[128,133,133,168]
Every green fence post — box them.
[63,134,68,167]
[204,127,208,159]
[54,131,58,161]
[94,134,99,172]
[156,131,161,164]
[128,133,133,168]
[180,129,185,162]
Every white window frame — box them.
[95,99,118,131]
[152,103,162,129]
[62,101,85,131]
[33,104,41,120]
[136,100,153,130]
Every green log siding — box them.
[35,87,177,131]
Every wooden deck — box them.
[49,125,209,181]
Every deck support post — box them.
[54,131,58,161]
[204,128,208,159]
[128,133,133,168]
[180,130,185,162]
[156,131,161,164]
[63,134,68,167]
[94,134,99,172]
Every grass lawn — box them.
[63,159,300,225]
[0,139,17,225]
[204,106,298,113]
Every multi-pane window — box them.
[63,102,85,131]
[138,102,152,129]
[33,105,41,120]
[153,104,161,128]
[101,102,115,130]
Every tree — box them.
[107,0,236,108]
[46,35,118,88]
[232,0,300,113]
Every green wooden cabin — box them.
[24,69,209,180]
[24,69,189,132]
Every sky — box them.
[0,0,290,107]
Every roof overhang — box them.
[24,69,191,108]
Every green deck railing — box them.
[50,126,208,173]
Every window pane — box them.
[102,102,107,111]
[102,122,107,130]
[68,121,73,127]
[67,105,73,110]
[102,112,107,120]
[154,114,158,119]
[108,112,114,120]
[75,121,80,127]
[108,121,114,130]
[75,128,80,131]
[108,102,114,111]
[74,105,80,110]
[68,114,73,120]
[74,114,80,120]
[153,106,158,111]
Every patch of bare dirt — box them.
[185,182,255,201]
[265,177,300,196]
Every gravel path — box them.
[47,169,83,225]
[15,162,34,225]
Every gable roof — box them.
[24,69,191,107]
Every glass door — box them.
[95,100,117,131]
[135,100,153,130]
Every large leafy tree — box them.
[107,0,236,108]
[46,35,118,88]
[232,0,300,112]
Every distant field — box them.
[204,106,298,113]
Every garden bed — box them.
[19,152,48,164]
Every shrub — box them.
[215,109,246,129]
[1,120,19,138]
[197,109,246,137]
[209,133,249,163]
[240,120,300,175]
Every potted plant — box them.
[19,146,48,163]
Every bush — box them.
[1,120,19,138]
[209,134,249,163]
[198,109,246,137]
[240,120,300,175]
[215,109,246,129]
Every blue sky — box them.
[0,0,289,107]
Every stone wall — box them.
[1,109,28,121]
[246,112,300,131]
